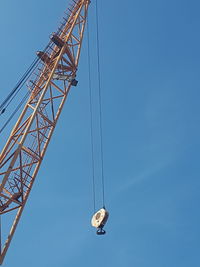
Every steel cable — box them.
[0,42,52,134]
[87,16,96,213]
[95,0,105,207]
[0,57,39,114]
[0,41,51,115]
[0,92,30,134]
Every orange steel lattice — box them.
[0,0,90,264]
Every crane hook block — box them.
[91,208,109,235]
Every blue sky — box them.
[0,0,200,266]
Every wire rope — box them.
[0,57,39,114]
[0,92,30,134]
[95,0,105,208]
[0,41,50,115]
[87,16,96,213]
[0,42,51,133]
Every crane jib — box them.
[0,0,90,264]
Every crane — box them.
[0,0,90,264]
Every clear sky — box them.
[0,0,200,266]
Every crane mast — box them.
[0,0,90,263]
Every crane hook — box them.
[91,207,109,235]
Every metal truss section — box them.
[0,0,90,264]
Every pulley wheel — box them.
[91,208,109,229]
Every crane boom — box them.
[0,0,90,264]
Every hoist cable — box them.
[87,16,96,213]
[1,59,39,112]
[0,92,30,134]
[95,0,105,207]
[0,57,39,114]
[0,41,50,115]
[0,58,40,133]
[0,42,51,133]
